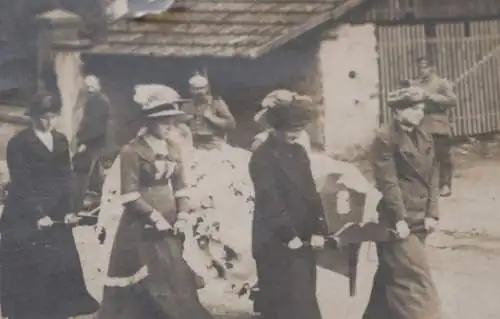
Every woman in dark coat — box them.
[97,86,213,319]
[362,86,441,319]
[249,95,327,319]
[0,93,99,319]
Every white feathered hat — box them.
[133,84,191,119]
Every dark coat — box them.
[373,123,439,227]
[0,128,99,318]
[250,134,327,254]
[249,134,326,319]
[364,122,441,319]
[98,136,212,319]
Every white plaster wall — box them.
[54,52,85,154]
[320,24,380,159]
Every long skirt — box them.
[254,242,322,319]
[363,234,441,319]
[1,226,99,319]
[98,234,213,319]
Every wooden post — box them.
[35,9,92,152]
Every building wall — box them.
[82,38,324,151]
[319,23,380,160]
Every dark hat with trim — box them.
[387,86,426,110]
[26,92,61,117]
[266,93,318,131]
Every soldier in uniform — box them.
[363,86,441,319]
[182,73,236,150]
[97,86,213,319]
[413,57,457,197]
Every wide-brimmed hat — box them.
[265,93,318,131]
[254,89,297,123]
[25,92,61,117]
[387,86,426,110]
[134,84,192,120]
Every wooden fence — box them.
[377,21,500,136]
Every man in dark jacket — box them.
[363,86,441,319]
[249,94,327,319]
[414,57,457,197]
[73,74,114,211]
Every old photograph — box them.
[0,0,499,318]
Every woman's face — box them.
[148,117,179,140]
[33,113,58,132]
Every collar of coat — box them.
[23,127,68,157]
[391,122,434,184]
[131,135,176,163]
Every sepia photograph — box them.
[0,0,499,318]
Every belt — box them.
[104,265,148,287]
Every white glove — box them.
[395,220,410,239]
[287,236,303,250]
[424,217,438,233]
[150,210,172,232]
[311,235,325,249]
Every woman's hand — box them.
[64,213,81,226]
[311,235,325,249]
[287,236,303,250]
[395,220,410,239]
[37,216,54,230]
[150,210,172,232]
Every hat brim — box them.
[146,110,193,121]
[388,99,424,110]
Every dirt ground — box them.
[72,140,500,319]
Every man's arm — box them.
[371,132,407,224]
[249,153,297,243]
[205,98,236,130]
[425,79,457,108]
[426,144,440,220]
[170,160,191,217]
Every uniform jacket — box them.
[249,133,327,255]
[372,123,439,227]
[414,76,457,135]
[182,96,236,138]
[107,135,190,279]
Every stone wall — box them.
[82,37,324,150]
[318,23,380,160]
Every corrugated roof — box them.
[89,0,368,58]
